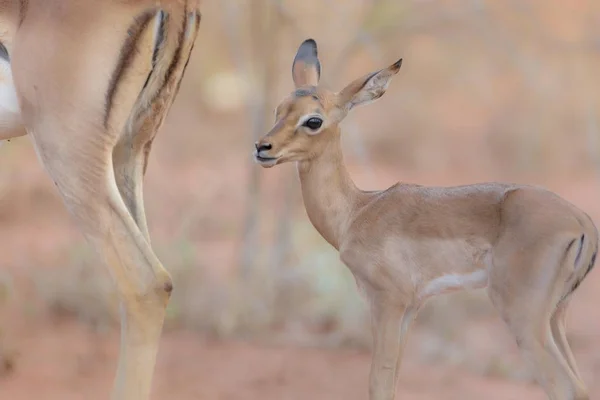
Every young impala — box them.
[254,38,597,400]
[0,0,201,398]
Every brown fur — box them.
[255,38,598,400]
[0,1,201,399]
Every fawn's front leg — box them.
[369,300,414,400]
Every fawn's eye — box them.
[303,117,323,131]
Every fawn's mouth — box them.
[253,152,280,167]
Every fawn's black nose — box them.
[255,142,272,152]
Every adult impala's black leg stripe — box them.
[142,10,169,92]
[104,9,157,128]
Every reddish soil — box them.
[0,322,555,400]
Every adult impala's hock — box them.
[254,38,597,400]
[0,0,200,399]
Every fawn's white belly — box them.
[419,270,489,300]
[380,236,491,302]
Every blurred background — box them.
[0,0,599,398]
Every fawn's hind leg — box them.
[488,236,588,400]
[550,302,586,389]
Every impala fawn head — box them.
[253,38,402,167]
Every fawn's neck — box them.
[297,131,368,250]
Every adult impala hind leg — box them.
[113,138,153,242]
[111,8,200,243]
[28,126,173,400]
[12,11,180,400]
[111,24,199,242]
[113,124,163,243]
[488,238,589,400]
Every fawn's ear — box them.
[337,58,402,112]
[292,39,321,88]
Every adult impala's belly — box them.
[0,49,25,142]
